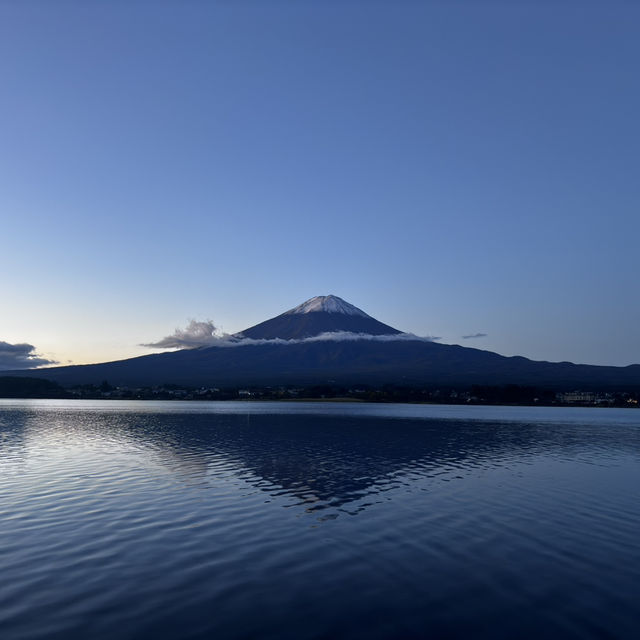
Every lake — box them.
[1,400,639,639]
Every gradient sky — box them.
[1,1,639,368]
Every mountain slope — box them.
[7,338,640,389]
[6,294,640,390]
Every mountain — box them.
[6,295,640,390]
[236,295,401,340]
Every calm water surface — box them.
[1,400,639,639]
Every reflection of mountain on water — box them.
[6,405,634,516]
[98,411,598,513]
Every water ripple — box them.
[1,401,639,639]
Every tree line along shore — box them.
[1,376,639,407]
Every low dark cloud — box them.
[462,333,487,340]
[141,320,226,349]
[0,341,57,370]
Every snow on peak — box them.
[285,295,370,317]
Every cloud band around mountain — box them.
[142,321,441,350]
[462,333,487,340]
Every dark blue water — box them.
[1,400,639,639]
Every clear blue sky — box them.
[1,1,639,368]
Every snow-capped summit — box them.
[237,295,401,341]
[285,295,370,317]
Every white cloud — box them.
[141,320,228,349]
